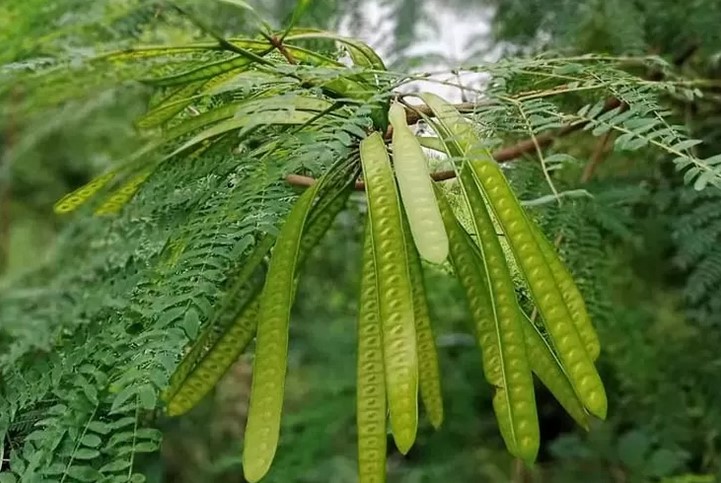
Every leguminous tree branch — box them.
[286,98,622,190]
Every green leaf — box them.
[81,434,103,448]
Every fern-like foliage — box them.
[1,2,719,480]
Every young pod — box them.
[389,102,448,264]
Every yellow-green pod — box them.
[528,222,600,360]
[53,171,117,214]
[136,81,205,129]
[95,170,152,216]
[402,210,443,429]
[357,221,387,483]
[360,132,418,454]
[467,161,606,420]
[243,182,321,483]
[389,102,448,264]
[166,298,259,416]
[420,92,607,420]
[450,173,540,463]
[521,313,590,430]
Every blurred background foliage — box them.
[2,0,721,482]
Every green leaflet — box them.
[285,29,386,70]
[360,132,418,455]
[243,183,320,483]
[389,102,448,264]
[521,312,590,430]
[528,221,600,360]
[436,180,539,462]
[420,92,607,420]
[357,220,388,483]
[402,209,443,429]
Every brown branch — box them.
[286,97,623,190]
[269,35,297,65]
[580,130,613,183]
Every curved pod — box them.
[441,178,540,462]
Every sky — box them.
[337,0,494,102]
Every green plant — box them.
[2,1,720,482]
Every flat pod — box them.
[419,92,606,420]
[356,222,388,483]
[360,132,418,454]
[401,209,444,429]
[467,161,607,420]
[243,182,321,483]
[528,222,600,360]
[389,102,449,265]
[436,182,539,462]
[520,313,590,430]
[166,299,260,416]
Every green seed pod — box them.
[164,157,357,421]
[420,92,606,421]
[166,298,260,416]
[444,175,540,463]
[243,182,321,483]
[146,51,268,87]
[360,132,418,455]
[53,171,117,214]
[401,209,444,429]
[163,235,275,413]
[528,222,600,360]
[467,161,607,420]
[520,311,590,430]
[357,221,388,483]
[389,102,448,264]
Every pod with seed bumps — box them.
[360,132,418,454]
[528,221,600,360]
[435,184,539,462]
[521,313,590,430]
[467,161,607,420]
[357,221,388,483]
[401,210,444,428]
[389,102,448,264]
[420,92,607,421]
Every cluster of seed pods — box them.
[162,95,606,483]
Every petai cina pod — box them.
[243,182,321,483]
[360,132,418,454]
[435,182,539,462]
[420,92,607,421]
[401,209,444,429]
[357,221,388,483]
[389,102,448,264]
